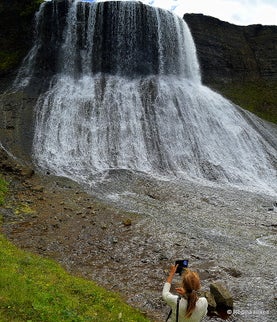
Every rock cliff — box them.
[1,4,276,86]
[184,13,277,84]
[184,14,277,122]
[0,0,42,90]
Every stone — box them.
[32,185,44,192]
[122,219,132,226]
[210,282,233,309]
[203,291,217,311]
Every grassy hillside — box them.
[0,176,151,322]
[210,81,277,124]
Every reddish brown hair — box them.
[181,269,201,318]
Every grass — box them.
[211,81,277,124]
[0,177,151,322]
[0,176,8,206]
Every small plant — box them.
[15,202,36,216]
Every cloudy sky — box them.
[83,0,277,26]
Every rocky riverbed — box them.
[1,149,276,321]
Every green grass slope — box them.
[211,81,277,124]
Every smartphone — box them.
[175,259,189,275]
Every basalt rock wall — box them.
[184,13,277,123]
[184,13,277,84]
[1,4,277,90]
[0,0,43,91]
[1,4,276,88]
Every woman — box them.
[162,264,208,322]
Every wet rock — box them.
[210,282,233,309]
[224,267,242,278]
[111,237,118,244]
[20,167,34,178]
[158,253,169,261]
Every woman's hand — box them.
[166,264,178,284]
[175,287,185,296]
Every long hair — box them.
[181,269,201,318]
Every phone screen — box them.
[175,259,189,275]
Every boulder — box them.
[210,282,233,309]
[203,291,217,311]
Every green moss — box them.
[0,176,8,206]
[211,81,277,124]
[15,203,36,216]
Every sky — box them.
[81,0,277,26]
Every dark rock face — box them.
[184,13,277,84]
[25,0,162,84]
[21,0,191,91]
[21,0,69,94]
[0,92,37,163]
[0,0,42,90]
[1,4,276,87]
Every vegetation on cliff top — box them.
[0,176,150,322]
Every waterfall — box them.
[15,0,277,195]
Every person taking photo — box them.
[162,264,208,322]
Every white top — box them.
[162,282,208,322]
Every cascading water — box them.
[15,0,277,195]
